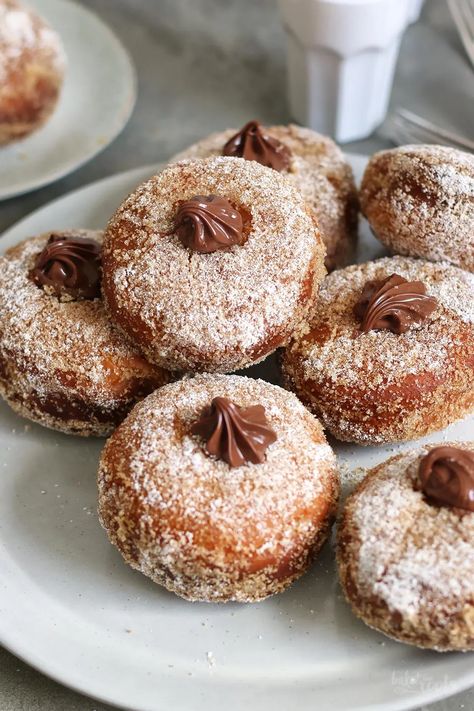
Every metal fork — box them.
[381,109,474,152]
[448,0,474,68]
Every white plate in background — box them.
[0,156,473,711]
[0,0,136,200]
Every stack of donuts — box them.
[1,117,473,652]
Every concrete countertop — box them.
[0,0,473,709]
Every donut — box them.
[0,231,172,436]
[98,374,339,602]
[0,0,65,145]
[102,156,326,374]
[337,442,474,651]
[282,255,474,445]
[171,121,359,271]
[360,145,474,273]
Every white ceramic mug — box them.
[279,0,412,142]
[408,0,425,23]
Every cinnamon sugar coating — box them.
[171,124,358,271]
[337,442,474,651]
[102,157,326,374]
[0,0,65,145]
[360,145,474,273]
[98,374,339,602]
[0,231,173,437]
[282,256,474,445]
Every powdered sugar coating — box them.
[337,442,474,651]
[0,231,172,436]
[171,124,358,270]
[98,374,339,602]
[360,145,474,272]
[0,0,65,144]
[282,256,474,444]
[102,157,326,373]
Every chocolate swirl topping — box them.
[29,234,101,301]
[175,195,244,253]
[419,446,474,512]
[222,120,291,172]
[354,273,438,334]
[191,396,277,467]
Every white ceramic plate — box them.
[0,0,136,200]
[0,156,473,711]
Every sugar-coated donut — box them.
[102,156,326,374]
[171,121,358,271]
[0,231,172,436]
[98,374,339,602]
[337,442,474,651]
[282,256,474,445]
[360,145,474,273]
[0,0,65,145]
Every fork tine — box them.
[396,109,474,151]
[458,0,474,49]
[448,0,472,52]
[391,118,445,147]
[459,0,474,34]
[448,0,474,67]
[381,115,434,147]
[403,123,465,147]
[463,0,474,29]
[382,112,474,152]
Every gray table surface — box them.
[0,0,473,709]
